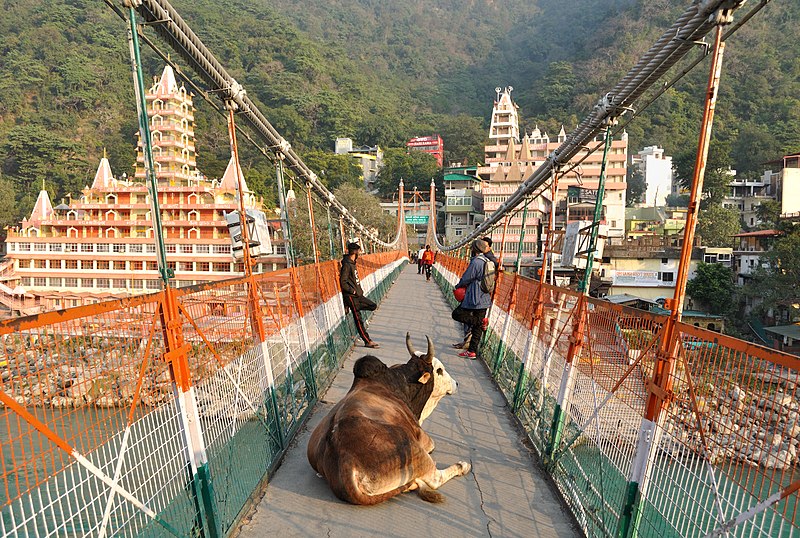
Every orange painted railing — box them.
[434,253,798,537]
[0,251,406,537]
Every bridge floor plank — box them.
[235,265,579,538]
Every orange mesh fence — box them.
[0,251,407,536]
[432,252,799,537]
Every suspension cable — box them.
[431,0,749,252]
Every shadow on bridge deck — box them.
[234,265,579,538]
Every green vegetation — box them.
[687,262,735,315]
[0,0,798,225]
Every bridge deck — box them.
[235,265,579,538]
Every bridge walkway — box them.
[235,265,579,538]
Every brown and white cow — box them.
[307,333,471,505]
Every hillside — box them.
[0,0,798,222]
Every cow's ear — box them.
[418,372,431,384]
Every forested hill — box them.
[0,0,798,224]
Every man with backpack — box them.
[451,239,495,359]
[452,236,498,349]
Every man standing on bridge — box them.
[340,242,380,349]
[452,239,493,359]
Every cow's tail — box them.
[415,482,445,504]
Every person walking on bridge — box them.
[452,239,493,359]
[340,242,379,349]
[421,245,435,281]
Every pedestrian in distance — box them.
[340,242,379,349]
[451,239,494,359]
[421,244,435,281]
[417,245,426,274]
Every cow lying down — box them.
[307,333,471,505]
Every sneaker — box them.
[365,341,380,349]
[458,350,476,359]
[482,318,489,330]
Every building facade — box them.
[334,137,383,193]
[406,135,444,167]
[3,66,285,315]
[443,170,484,245]
[631,145,673,207]
[478,87,628,268]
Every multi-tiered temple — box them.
[3,66,285,315]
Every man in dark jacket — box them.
[340,242,379,348]
[452,239,492,359]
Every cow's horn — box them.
[425,335,434,362]
[406,332,417,356]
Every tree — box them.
[696,204,740,248]
[626,168,646,207]
[533,62,577,119]
[674,141,733,208]
[666,193,689,207]
[434,114,486,167]
[687,262,735,315]
[0,177,18,229]
[754,200,782,230]
[300,151,361,190]
[740,228,800,323]
[374,148,440,199]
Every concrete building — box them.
[406,135,444,167]
[599,235,731,302]
[334,137,383,193]
[625,206,687,240]
[443,171,484,245]
[631,145,673,207]
[478,87,628,269]
[2,65,285,316]
[732,229,781,285]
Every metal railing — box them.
[434,254,799,538]
[0,252,406,537]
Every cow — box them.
[307,333,471,505]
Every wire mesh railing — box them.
[0,252,406,537]
[433,253,799,538]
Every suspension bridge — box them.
[0,0,797,537]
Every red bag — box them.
[453,287,466,302]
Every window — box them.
[113,244,125,253]
[132,279,144,290]
[96,279,110,288]
[146,244,156,254]
[196,245,209,254]
[213,262,229,272]
[180,244,193,254]
[65,278,78,287]
[97,244,110,253]
[34,260,47,269]
[131,261,144,271]
[166,244,177,254]
[197,262,210,272]
[80,244,94,253]
[113,279,127,288]
[21,277,32,286]
[48,243,63,252]
[455,229,463,236]
[34,243,47,252]
[65,260,79,270]
[661,258,669,264]
[19,243,31,252]
[97,260,110,270]
[80,279,92,288]
[129,244,143,253]
[213,245,231,254]
[34,278,46,287]
[66,244,78,253]
[147,261,158,271]
[660,272,674,282]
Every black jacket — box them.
[339,255,364,297]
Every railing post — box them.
[617,24,728,538]
[545,122,614,464]
[127,7,216,535]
